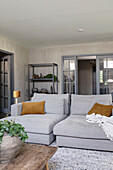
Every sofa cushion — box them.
[4,114,67,135]
[32,93,69,115]
[88,103,112,117]
[53,115,107,139]
[71,94,112,115]
[32,97,64,115]
[21,101,45,115]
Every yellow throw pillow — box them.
[88,103,112,117]
[21,101,45,115]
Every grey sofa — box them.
[53,94,113,151]
[9,93,69,145]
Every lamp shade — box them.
[13,91,21,98]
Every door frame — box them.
[62,53,113,95]
[96,54,113,95]
[61,55,78,94]
[0,49,14,114]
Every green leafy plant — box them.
[44,74,59,82]
[0,119,28,143]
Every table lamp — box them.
[13,91,21,104]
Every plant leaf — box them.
[0,132,3,136]
[1,119,28,143]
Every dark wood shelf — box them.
[28,63,58,100]
[29,78,53,82]
[28,63,57,67]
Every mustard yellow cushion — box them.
[88,103,112,117]
[21,101,45,115]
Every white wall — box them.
[2,35,113,101]
[29,41,113,93]
[1,37,113,100]
[0,36,29,101]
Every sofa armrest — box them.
[11,103,22,116]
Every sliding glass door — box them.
[96,55,113,98]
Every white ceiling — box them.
[0,0,113,47]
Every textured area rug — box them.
[49,143,113,170]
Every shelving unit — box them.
[28,63,58,99]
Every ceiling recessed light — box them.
[77,28,84,32]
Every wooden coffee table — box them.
[0,143,57,170]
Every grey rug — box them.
[49,144,113,170]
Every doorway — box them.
[78,58,96,95]
[0,50,14,116]
[62,54,113,100]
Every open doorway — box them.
[78,56,96,95]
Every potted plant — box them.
[0,119,28,163]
